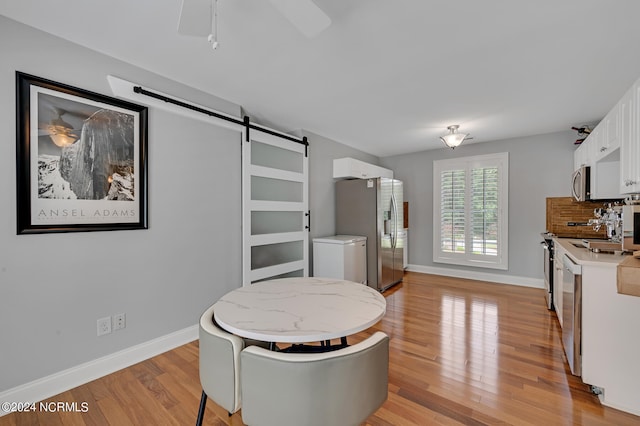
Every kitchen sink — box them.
[569,239,623,253]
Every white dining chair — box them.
[196,304,244,425]
[239,331,389,426]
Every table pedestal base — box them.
[279,337,349,353]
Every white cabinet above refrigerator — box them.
[333,157,393,179]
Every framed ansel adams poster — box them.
[15,72,148,234]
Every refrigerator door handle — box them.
[391,194,398,249]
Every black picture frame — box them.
[15,72,148,234]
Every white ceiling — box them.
[3,0,640,157]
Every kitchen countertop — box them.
[553,237,629,267]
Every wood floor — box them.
[3,272,639,425]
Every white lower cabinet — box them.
[581,263,640,415]
[553,245,565,328]
[552,239,640,416]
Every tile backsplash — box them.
[546,197,608,239]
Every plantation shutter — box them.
[440,169,466,253]
[470,167,499,256]
[433,153,508,270]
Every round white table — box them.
[213,277,386,344]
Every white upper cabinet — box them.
[575,105,618,169]
[333,157,393,179]
[573,140,590,170]
[575,74,640,197]
[596,104,621,162]
[620,81,640,193]
[589,113,621,200]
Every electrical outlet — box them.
[113,313,126,331]
[97,317,112,336]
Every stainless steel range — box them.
[540,232,555,311]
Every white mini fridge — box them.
[312,235,367,284]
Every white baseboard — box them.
[600,395,640,417]
[0,325,198,416]
[406,264,544,289]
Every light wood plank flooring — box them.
[2,272,639,425]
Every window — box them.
[433,152,508,270]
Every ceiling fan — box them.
[177,0,331,41]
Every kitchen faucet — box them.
[588,203,623,242]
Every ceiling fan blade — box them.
[177,0,211,37]
[269,0,331,37]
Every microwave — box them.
[572,166,591,202]
[622,205,640,251]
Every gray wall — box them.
[306,130,379,239]
[380,131,576,280]
[0,17,243,392]
[0,16,377,393]
[305,130,379,274]
[0,14,578,395]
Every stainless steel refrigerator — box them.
[336,178,405,291]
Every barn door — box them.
[242,128,309,286]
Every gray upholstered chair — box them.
[240,331,389,426]
[196,304,244,426]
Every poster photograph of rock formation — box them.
[16,73,148,234]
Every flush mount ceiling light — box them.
[440,125,469,149]
[41,109,79,147]
[49,132,78,148]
